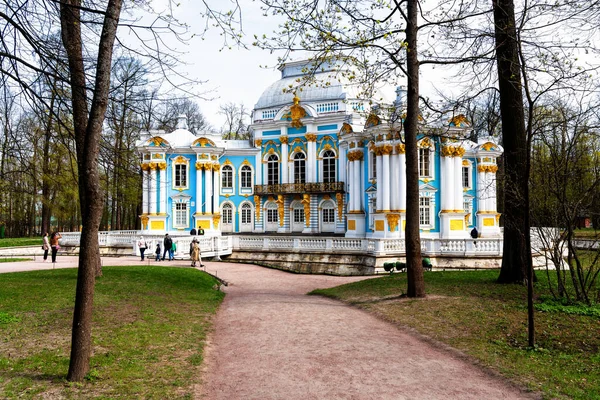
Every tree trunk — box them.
[41,81,56,235]
[492,0,534,347]
[493,0,532,284]
[61,0,122,382]
[404,0,426,298]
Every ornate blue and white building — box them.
[136,60,503,240]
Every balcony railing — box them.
[254,181,345,195]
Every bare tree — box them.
[1,0,242,381]
[219,102,250,139]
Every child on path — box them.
[155,243,161,261]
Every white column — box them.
[376,151,383,212]
[307,136,317,183]
[486,171,493,212]
[446,156,455,212]
[355,154,363,211]
[142,168,149,214]
[348,159,355,212]
[159,165,167,214]
[489,167,497,212]
[454,156,463,211]
[213,166,220,213]
[196,165,203,214]
[390,150,399,211]
[339,145,347,183]
[440,156,449,211]
[205,165,213,214]
[281,139,289,184]
[382,149,391,212]
[149,166,158,215]
[255,149,263,185]
[477,165,486,212]
[399,152,406,211]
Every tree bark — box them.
[492,0,534,346]
[404,0,426,298]
[61,0,122,381]
[493,0,532,284]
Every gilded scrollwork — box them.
[336,192,343,220]
[276,195,285,227]
[254,195,261,220]
[386,214,400,232]
[301,194,311,227]
[305,133,317,142]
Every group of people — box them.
[136,234,204,267]
[41,232,62,263]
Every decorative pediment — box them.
[147,137,169,147]
[365,112,381,128]
[480,141,499,151]
[171,194,192,203]
[449,114,470,127]
[192,137,216,147]
[419,183,438,196]
[340,122,353,135]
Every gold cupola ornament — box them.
[290,94,307,128]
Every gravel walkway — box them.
[0,255,535,399]
[197,263,535,400]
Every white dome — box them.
[254,72,363,110]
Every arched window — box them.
[222,165,233,189]
[241,165,252,189]
[322,201,335,224]
[267,154,279,185]
[241,203,252,224]
[294,152,306,184]
[322,150,336,183]
[222,203,233,224]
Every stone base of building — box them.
[225,249,375,275]
[439,212,469,239]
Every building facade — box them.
[137,60,503,239]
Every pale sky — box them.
[154,1,285,130]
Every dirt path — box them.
[197,263,535,400]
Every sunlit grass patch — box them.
[0,266,224,399]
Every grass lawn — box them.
[0,238,42,248]
[311,270,600,400]
[0,258,31,263]
[0,266,224,399]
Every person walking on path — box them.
[49,232,62,263]
[189,238,201,267]
[162,234,173,261]
[42,232,50,262]
[155,243,161,261]
[137,236,147,261]
[170,240,177,260]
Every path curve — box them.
[198,263,535,400]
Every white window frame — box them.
[293,151,306,184]
[462,161,473,190]
[266,154,279,185]
[320,150,337,183]
[241,203,253,225]
[172,195,191,229]
[322,207,335,224]
[419,196,431,228]
[172,159,189,190]
[239,164,254,193]
[266,203,278,223]
[418,148,432,179]
[221,165,234,190]
[222,203,233,225]
[369,150,377,180]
